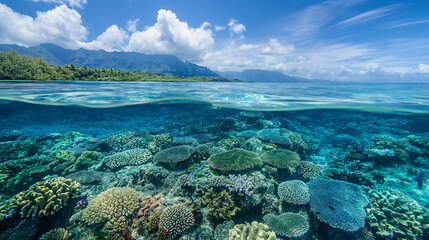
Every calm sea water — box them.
[0,81,428,240]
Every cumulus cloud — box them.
[32,0,87,8]
[215,25,226,31]
[0,3,87,49]
[82,25,128,52]
[417,63,429,74]
[127,9,214,61]
[127,19,139,32]
[228,19,246,38]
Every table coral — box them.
[208,148,262,172]
[263,213,309,238]
[277,180,309,205]
[260,149,300,169]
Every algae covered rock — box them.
[11,177,80,218]
[153,145,195,165]
[208,148,262,172]
[260,149,300,169]
[263,213,309,238]
[229,221,276,240]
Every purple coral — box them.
[227,174,254,196]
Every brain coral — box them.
[307,178,369,232]
[158,203,195,239]
[81,187,140,225]
[277,180,310,205]
[208,148,262,172]
[260,149,300,169]
[39,228,71,240]
[229,221,276,240]
[104,148,152,169]
[263,213,309,238]
[366,187,425,240]
[11,177,80,218]
[153,145,195,165]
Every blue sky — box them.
[1,0,429,82]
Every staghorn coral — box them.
[277,180,309,205]
[229,221,276,240]
[208,148,262,172]
[81,187,140,225]
[307,178,368,232]
[158,203,195,239]
[296,161,321,180]
[153,145,195,165]
[260,149,300,169]
[366,187,425,239]
[263,213,309,238]
[39,228,71,240]
[104,148,152,169]
[227,174,254,196]
[203,188,240,220]
[11,177,80,218]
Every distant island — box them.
[0,50,238,82]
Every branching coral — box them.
[104,148,152,169]
[227,174,254,196]
[12,177,80,218]
[202,188,240,220]
[296,161,321,180]
[158,203,195,239]
[39,228,71,240]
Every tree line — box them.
[0,50,237,82]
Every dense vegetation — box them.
[0,43,219,77]
[0,51,237,82]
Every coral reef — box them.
[366,187,426,239]
[63,150,103,174]
[263,213,309,238]
[0,196,18,221]
[296,161,321,180]
[65,170,105,184]
[229,221,276,240]
[153,145,195,165]
[103,148,152,169]
[202,188,240,219]
[227,174,254,196]
[104,216,127,240]
[208,148,262,172]
[39,228,71,240]
[158,203,195,239]
[0,140,38,162]
[11,177,80,218]
[285,131,308,152]
[307,178,369,232]
[277,180,309,205]
[81,187,140,225]
[257,129,291,146]
[260,149,300,169]
[137,193,164,219]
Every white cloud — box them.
[127,9,214,61]
[82,25,128,52]
[387,19,429,29]
[261,39,294,55]
[417,63,429,74]
[32,0,87,8]
[0,4,87,49]
[215,25,226,31]
[127,19,139,32]
[337,5,398,27]
[228,19,246,38]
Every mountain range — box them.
[0,44,329,82]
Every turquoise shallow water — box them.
[1,81,429,114]
[0,81,428,240]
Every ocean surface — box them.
[0,80,428,240]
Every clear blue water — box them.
[0,81,428,240]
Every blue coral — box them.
[307,178,368,232]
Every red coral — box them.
[137,193,164,219]
[122,226,134,240]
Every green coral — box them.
[260,149,300,169]
[263,213,309,238]
[208,148,262,172]
[64,151,103,174]
[39,150,76,174]
[104,216,128,240]
[0,196,18,221]
[39,228,71,240]
[153,145,194,165]
[11,177,80,218]
[5,165,50,193]
[366,187,426,240]
[296,161,321,180]
[158,203,195,239]
[0,140,38,162]
[229,221,276,240]
[203,188,240,220]
[81,187,140,225]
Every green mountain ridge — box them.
[0,44,219,77]
[219,69,332,83]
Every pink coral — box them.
[137,193,164,219]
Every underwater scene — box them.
[1,81,429,240]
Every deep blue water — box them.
[0,81,428,240]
